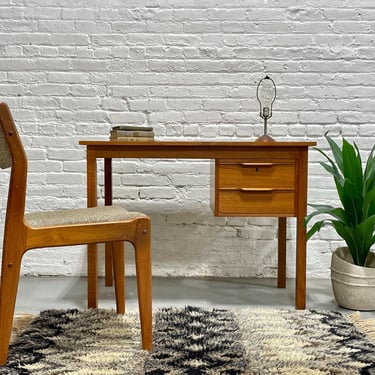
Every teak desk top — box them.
[79,140,316,158]
[79,140,316,310]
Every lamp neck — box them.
[263,117,268,135]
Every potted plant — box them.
[305,132,375,310]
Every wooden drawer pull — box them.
[220,187,294,192]
[240,187,274,192]
[240,162,275,167]
[239,188,294,192]
[219,187,275,192]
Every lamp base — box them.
[255,134,275,142]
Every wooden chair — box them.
[0,102,152,365]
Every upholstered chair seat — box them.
[25,206,147,227]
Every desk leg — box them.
[87,149,98,308]
[104,158,114,287]
[105,244,114,287]
[277,217,287,288]
[295,215,307,309]
[87,244,98,308]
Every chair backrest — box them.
[0,122,12,170]
[0,103,28,232]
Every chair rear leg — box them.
[112,241,125,314]
[134,219,152,351]
[0,252,23,365]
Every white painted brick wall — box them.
[0,1,374,280]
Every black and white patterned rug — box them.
[2,306,375,374]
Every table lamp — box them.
[256,75,276,142]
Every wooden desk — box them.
[79,140,316,309]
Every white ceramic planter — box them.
[331,247,375,311]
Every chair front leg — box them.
[112,241,125,314]
[134,219,152,351]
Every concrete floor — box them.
[14,276,375,318]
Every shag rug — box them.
[2,307,375,374]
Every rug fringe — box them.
[348,311,375,343]
[11,313,35,343]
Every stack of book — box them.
[110,125,154,141]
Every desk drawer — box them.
[212,159,297,216]
[217,189,295,216]
[218,160,295,189]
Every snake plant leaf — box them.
[359,217,375,251]
[348,215,375,266]
[305,204,348,224]
[364,186,375,219]
[305,206,349,240]
[364,146,375,194]
[343,142,363,202]
[315,152,343,184]
[341,178,363,225]
[331,221,360,264]
[325,131,343,171]
[306,220,329,240]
